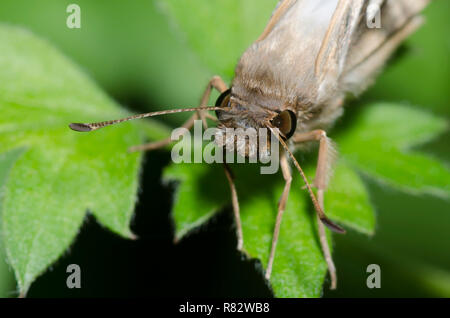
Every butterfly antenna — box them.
[69,106,221,132]
[269,127,345,234]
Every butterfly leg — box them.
[129,75,226,152]
[292,130,338,289]
[266,150,292,280]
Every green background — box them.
[0,0,448,297]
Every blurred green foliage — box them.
[0,0,448,297]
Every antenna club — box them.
[69,123,94,132]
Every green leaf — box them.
[337,104,450,197]
[363,1,450,114]
[0,24,168,295]
[159,0,278,79]
[237,168,328,298]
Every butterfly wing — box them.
[234,0,341,106]
[233,0,429,130]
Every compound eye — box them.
[271,110,297,139]
[215,88,232,108]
